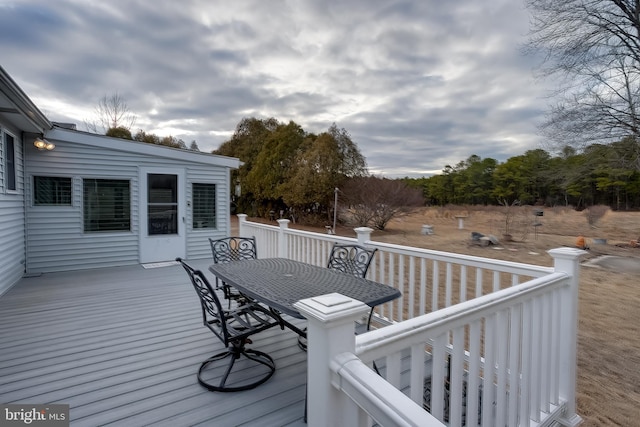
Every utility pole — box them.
[333,187,339,234]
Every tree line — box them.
[404,138,640,210]
[213,117,423,229]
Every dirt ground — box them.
[249,206,640,426]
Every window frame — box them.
[191,182,217,230]
[83,178,132,233]
[3,130,17,193]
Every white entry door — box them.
[139,168,186,263]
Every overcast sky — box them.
[0,0,555,177]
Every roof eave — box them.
[0,66,52,133]
[45,127,241,169]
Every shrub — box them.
[585,205,610,228]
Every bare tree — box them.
[341,176,424,230]
[84,93,137,134]
[525,0,640,168]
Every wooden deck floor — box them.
[0,259,308,426]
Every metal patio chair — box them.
[177,258,280,392]
[327,244,378,328]
[327,243,377,277]
[209,236,257,306]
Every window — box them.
[192,183,216,229]
[147,174,178,235]
[5,133,16,191]
[34,176,72,205]
[84,179,131,232]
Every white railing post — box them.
[294,293,370,427]
[354,227,373,245]
[237,214,248,237]
[547,247,586,426]
[277,219,290,258]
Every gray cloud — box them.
[0,0,554,177]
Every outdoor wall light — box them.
[34,137,55,151]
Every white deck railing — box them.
[354,253,582,427]
[238,214,554,325]
[238,214,584,427]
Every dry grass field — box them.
[247,205,640,426]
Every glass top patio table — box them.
[208,258,401,319]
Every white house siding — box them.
[25,137,234,273]
[185,166,231,260]
[0,126,25,295]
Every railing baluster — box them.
[512,273,519,286]
[445,262,452,307]
[398,255,405,322]
[531,297,542,422]
[408,256,415,319]
[388,254,396,321]
[431,334,447,422]
[368,252,377,281]
[410,344,425,404]
[467,321,482,427]
[520,299,533,426]
[299,235,304,261]
[541,291,552,414]
[307,237,313,264]
[460,264,467,303]
[449,326,465,426]
[387,352,402,388]
[288,234,295,260]
[482,313,496,426]
[493,270,500,292]
[508,303,522,427]
[551,288,561,404]
[377,253,386,319]
[475,268,483,298]
[432,261,439,311]
[419,258,427,316]
[496,310,509,427]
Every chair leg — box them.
[367,308,375,330]
[297,329,308,351]
[365,308,383,375]
[197,344,276,392]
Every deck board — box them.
[0,260,308,426]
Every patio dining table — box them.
[208,258,401,336]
